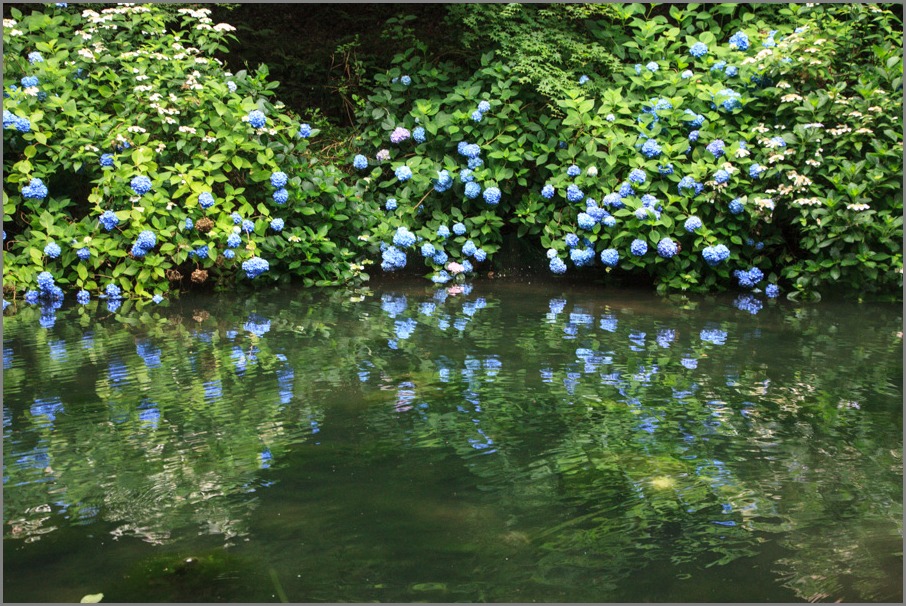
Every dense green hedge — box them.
[3,3,902,309]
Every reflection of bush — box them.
[4,284,902,599]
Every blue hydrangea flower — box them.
[43,241,61,259]
[76,247,90,260]
[566,184,584,203]
[227,80,237,93]
[657,238,678,258]
[231,212,242,224]
[725,65,738,77]
[452,222,467,236]
[715,88,742,111]
[420,242,435,258]
[434,170,453,193]
[385,198,397,211]
[550,256,567,274]
[298,123,312,138]
[684,109,705,129]
[640,139,662,158]
[76,289,90,305]
[483,187,501,206]
[223,249,235,259]
[634,64,642,75]
[467,157,483,170]
[713,169,730,185]
[353,154,368,170]
[577,212,595,230]
[628,168,646,184]
[690,42,708,58]
[770,136,787,148]
[681,70,693,79]
[271,171,288,188]
[152,294,164,304]
[600,248,619,267]
[706,139,726,158]
[537,184,554,200]
[198,191,215,209]
[578,75,590,85]
[763,31,778,48]
[21,75,39,88]
[684,216,703,232]
[394,165,412,181]
[711,60,727,72]
[432,250,448,265]
[702,244,731,266]
[393,227,417,249]
[22,178,49,199]
[227,233,242,248]
[729,198,744,214]
[100,210,119,231]
[462,240,477,257]
[749,163,765,179]
[474,248,487,262]
[183,218,194,231]
[273,188,289,204]
[14,115,31,133]
[2,110,15,129]
[634,207,651,221]
[619,182,635,197]
[381,246,407,271]
[602,216,617,228]
[192,245,209,260]
[105,283,123,299]
[458,169,474,183]
[570,247,595,267]
[242,256,270,279]
[242,219,255,233]
[646,61,659,72]
[400,75,412,86]
[28,51,44,64]
[413,126,426,143]
[470,110,483,122]
[437,225,450,239]
[765,283,780,298]
[630,239,648,256]
[100,153,115,167]
[24,290,40,305]
[130,175,152,196]
[729,31,749,50]
[688,130,700,143]
[247,110,266,128]
[464,181,481,199]
[270,218,284,232]
[567,164,581,177]
[36,271,55,292]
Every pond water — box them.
[3,281,902,602]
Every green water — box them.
[3,281,902,602]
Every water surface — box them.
[3,281,902,602]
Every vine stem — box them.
[412,188,432,211]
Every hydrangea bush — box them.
[3,4,369,305]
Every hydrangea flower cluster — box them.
[464,181,481,199]
[728,31,749,50]
[433,170,453,193]
[628,169,646,185]
[247,110,266,129]
[657,238,678,258]
[749,163,765,179]
[104,283,123,300]
[99,210,120,231]
[640,139,662,159]
[385,198,397,211]
[270,218,284,232]
[684,216,703,232]
[690,42,708,58]
[242,256,269,279]
[130,175,152,196]
[297,123,312,138]
[483,187,501,206]
[375,149,390,162]
[392,226,416,248]
[44,241,61,259]
[353,154,368,170]
[600,248,619,267]
[566,184,584,203]
[412,126,426,143]
[567,164,581,177]
[705,139,726,158]
[130,230,157,258]
[100,153,115,167]
[630,239,648,256]
[702,244,731,266]
[729,198,745,214]
[390,127,411,144]
[381,246,407,271]
[549,256,567,274]
[734,266,764,289]
[570,247,595,267]
[198,191,215,209]
[21,178,48,199]
[394,165,412,181]
[76,247,91,260]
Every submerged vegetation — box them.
[2,2,902,305]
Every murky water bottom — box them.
[3,281,902,602]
